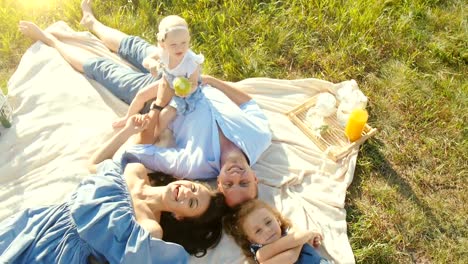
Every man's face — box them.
[217,161,258,207]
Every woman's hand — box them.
[123,114,150,135]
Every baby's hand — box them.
[112,116,128,128]
[148,60,163,78]
[309,232,323,248]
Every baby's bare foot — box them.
[19,21,56,47]
[80,0,96,28]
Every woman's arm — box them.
[255,230,313,263]
[201,75,251,106]
[88,115,150,173]
[124,163,163,239]
[112,82,158,128]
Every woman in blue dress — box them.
[0,116,227,264]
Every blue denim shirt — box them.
[122,85,272,180]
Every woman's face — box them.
[242,207,282,245]
[165,180,211,219]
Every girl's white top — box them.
[155,47,204,78]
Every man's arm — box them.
[201,75,251,106]
[256,230,313,263]
[88,115,149,173]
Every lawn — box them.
[0,0,466,263]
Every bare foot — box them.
[80,0,96,29]
[18,21,56,47]
[43,21,82,42]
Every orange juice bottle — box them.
[345,108,368,142]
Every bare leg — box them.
[80,0,127,52]
[154,107,176,140]
[19,21,96,73]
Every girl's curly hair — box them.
[223,199,291,259]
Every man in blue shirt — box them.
[90,75,272,207]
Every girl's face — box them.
[165,180,211,219]
[242,207,282,245]
[161,29,190,60]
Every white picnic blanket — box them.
[0,27,357,263]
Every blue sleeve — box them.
[239,99,269,128]
[71,163,190,264]
[122,144,191,178]
[96,159,123,176]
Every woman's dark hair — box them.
[148,171,228,257]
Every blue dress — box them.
[0,160,189,264]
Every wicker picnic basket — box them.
[286,89,377,161]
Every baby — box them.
[113,15,203,141]
[224,199,329,264]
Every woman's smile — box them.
[173,185,180,201]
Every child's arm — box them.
[187,65,201,95]
[124,163,163,239]
[201,75,251,106]
[307,231,323,248]
[112,82,158,128]
[142,51,161,77]
[255,229,313,263]
[258,245,302,264]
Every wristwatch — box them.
[150,102,164,111]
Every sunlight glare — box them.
[18,0,58,10]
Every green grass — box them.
[1,0,466,262]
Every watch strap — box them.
[150,102,164,111]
